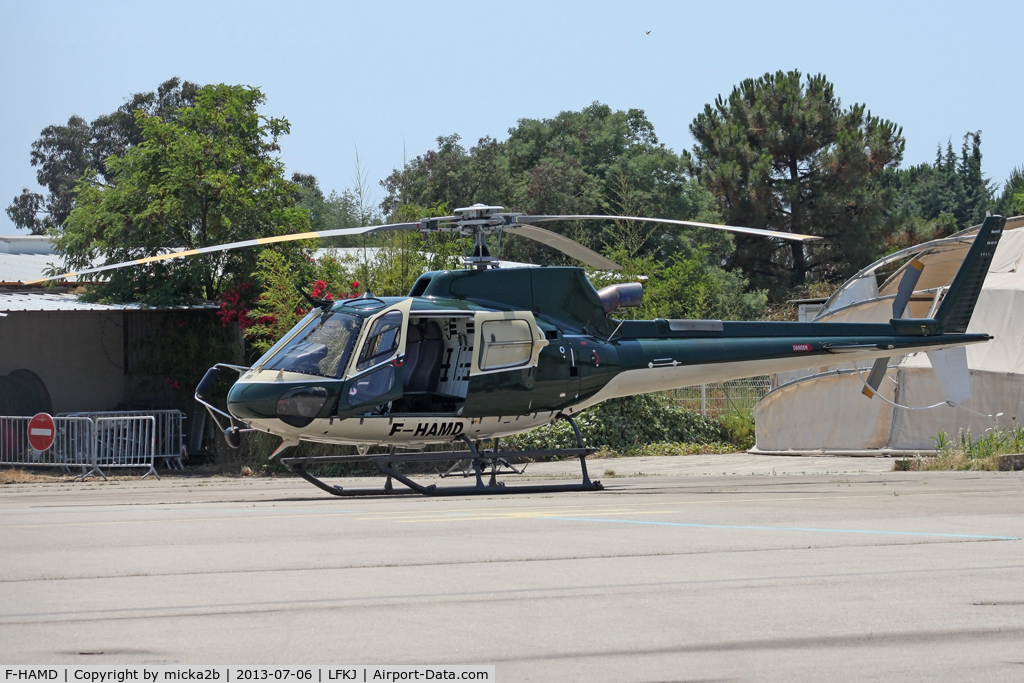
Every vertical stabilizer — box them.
[935,215,1005,333]
[926,347,971,405]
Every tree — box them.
[244,249,362,356]
[6,78,198,234]
[7,115,91,234]
[886,132,995,235]
[380,103,764,321]
[996,166,1024,217]
[688,70,905,297]
[382,103,727,264]
[58,84,308,304]
[590,248,766,321]
[291,164,383,246]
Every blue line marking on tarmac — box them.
[542,516,1022,541]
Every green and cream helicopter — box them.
[37,206,1005,496]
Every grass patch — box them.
[0,468,52,484]
[895,425,1024,471]
[608,442,738,457]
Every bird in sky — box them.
[646,30,651,35]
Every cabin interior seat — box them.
[403,320,444,394]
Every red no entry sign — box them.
[28,413,56,451]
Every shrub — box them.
[506,394,726,453]
[897,421,1024,471]
[719,409,756,450]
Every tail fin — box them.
[935,215,1006,333]
[926,346,971,405]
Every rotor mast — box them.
[441,204,508,270]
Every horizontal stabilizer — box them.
[926,347,971,405]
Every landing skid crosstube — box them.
[279,444,603,497]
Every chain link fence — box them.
[666,376,773,418]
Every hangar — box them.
[754,216,1024,455]
[0,236,240,455]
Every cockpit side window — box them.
[263,312,363,378]
[355,311,403,371]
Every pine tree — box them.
[688,71,905,297]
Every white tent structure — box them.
[753,215,1024,455]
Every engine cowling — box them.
[597,282,643,313]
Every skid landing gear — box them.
[280,414,602,497]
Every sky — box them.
[1,0,1021,235]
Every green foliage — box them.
[758,281,836,321]
[688,70,906,298]
[245,250,310,355]
[58,83,308,305]
[996,166,1024,217]
[930,430,951,451]
[348,202,468,296]
[884,132,995,248]
[245,249,361,355]
[901,421,1024,471]
[954,424,1024,460]
[506,394,725,453]
[7,78,198,235]
[291,158,382,242]
[381,103,729,265]
[718,409,756,450]
[590,248,766,321]
[382,105,762,321]
[630,442,737,456]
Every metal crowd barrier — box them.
[88,415,158,480]
[1,414,163,480]
[0,416,94,470]
[60,409,186,469]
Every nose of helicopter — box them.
[227,377,336,428]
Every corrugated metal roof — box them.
[0,291,219,312]
[0,253,67,284]
[0,235,54,255]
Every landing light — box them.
[277,387,330,428]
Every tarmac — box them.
[1,453,1023,681]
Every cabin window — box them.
[347,365,395,406]
[478,319,534,370]
[355,311,403,371]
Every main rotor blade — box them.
[516,215,822,243]
[26,221,423,284]
[504,224,621,270]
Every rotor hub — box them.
[454,204,505,223]
[445,205,515,269]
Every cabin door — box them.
[340,300,412,413]
[469,311,561,414]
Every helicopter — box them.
[33,207,1006,496]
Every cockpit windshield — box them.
[261,311,364,378]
